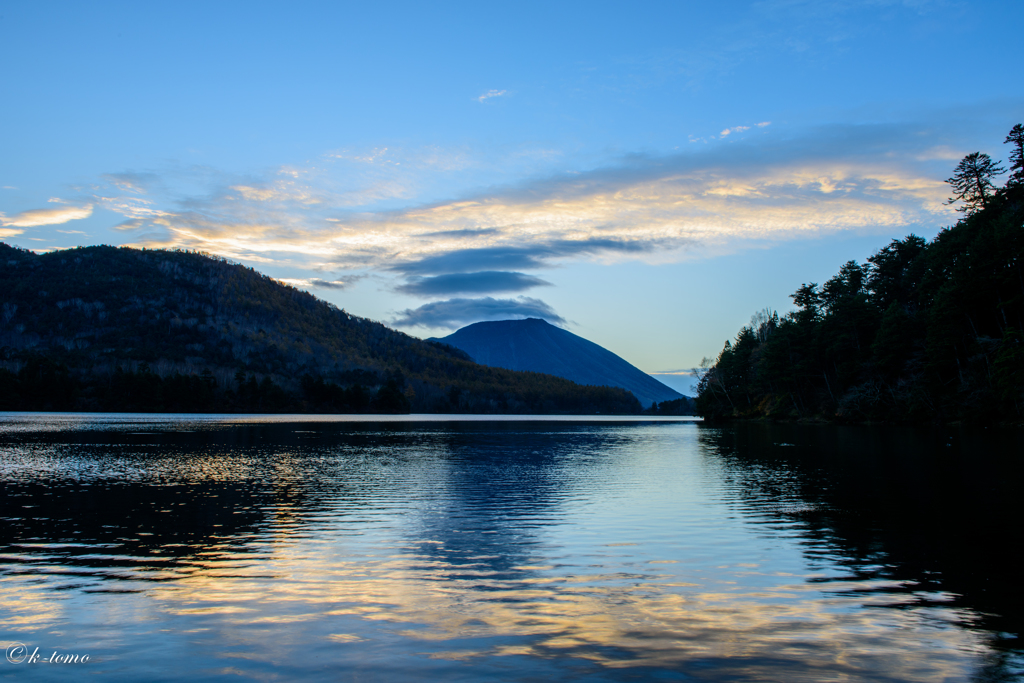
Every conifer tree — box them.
[945,152,1006,214]
[1005,123,1024,186]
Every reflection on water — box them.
[0,414,1021,681]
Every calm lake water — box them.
[0,413,1021,681]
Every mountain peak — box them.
[432,319,683,408]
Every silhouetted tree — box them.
[866,235,927,310]
[700,122,1024,421]
[1005,123,1024,186]
[946,152,1006,214]
[791,283,821,324]
[696,127,1024,424]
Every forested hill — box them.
[0,244,641,414]
[696,125,1024,424]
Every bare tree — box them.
[693,356,734,409]
[749,307,778,344]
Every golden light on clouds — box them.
[0,204,93,228]
[105,155,954,273]
[128,530,983,679]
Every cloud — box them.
[102,172,160,193]
[391,246,550,275]
[419,227,501,239]
[230,182,322,204]
[389,239,661,276]
[112,219,145,232]
[392,297,565,329]
[914,145,964,161]
[328,147,393,164]
[477,89,507,103]
[88,120,967,278]
[396,271,552,297]
[97,195,176,221]
[0,228,24,238]
[720,125,750,137]
[0,204,93,227]
[279,277,354,290]
[720,122,771,137]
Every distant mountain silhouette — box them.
[432,318,683,408]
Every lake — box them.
[1,413,1021,681]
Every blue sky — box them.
[2,1,1022,392]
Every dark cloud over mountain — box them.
[390,238,659,276]
[392,296,565,329]
[396,271,551,296]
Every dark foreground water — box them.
[0,414,1021,682]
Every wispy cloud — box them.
[477,89,507,103]
[328,147,395,165]
[396,271,551,297]
[393,296,565,329]
[279,277,354,290]
[81,121,964,282]
[230,181,322,204]
[721,122,770,137]
[419,227,501,239]
[0,204,93,227]
[389,240,660,276]
[112,219,145,232]
[97,196,172,220]
[102,172,160,193]
[0,228,24,238]
[720,125,750,137]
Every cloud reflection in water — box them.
[0,416,1018,680]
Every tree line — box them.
[695,124,1024,424]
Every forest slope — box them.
[0,245,640,414]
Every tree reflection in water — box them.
[697,422,1024,680]
[0,415,1021,681]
